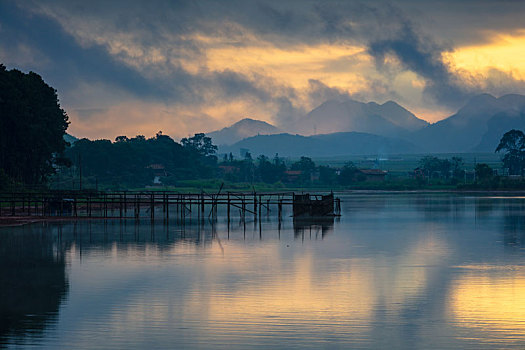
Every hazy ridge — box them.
[208,94,525,156]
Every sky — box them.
[1,0,524,140]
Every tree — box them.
[0,65,69,184]
[115,136,129,143]
[475,163,494,182]
[495,129,525,175]
[419,156,451,179]
[65,133,217,188]
[291,156,316,183]
[181,133,217,156]
[451,156,464,179]
[339,161,358,185]
[291,156,315,173]
[257,154,285,183]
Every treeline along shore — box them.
[3,64,525,193]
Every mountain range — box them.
[413,94,525,152]
[297,99,428,137]
[219,132,418,157]
[207,93,525,157]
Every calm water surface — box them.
[1,194,525,349]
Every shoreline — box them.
[336,189,525,195]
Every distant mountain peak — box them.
[298,97,428,136]
[206,117,280,146]
[413,92,525,153]
[230,118,275,127]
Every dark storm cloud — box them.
[0,0,282,112]
[368,19,470,108]
[0,1,174,100]
[1,0,524,130]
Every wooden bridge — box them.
[0,190,341,221]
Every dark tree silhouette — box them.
[181,133,217,156]
[66,132,220,188]
[0,64,69,185]
[475,163,494,182]
[339,161,358,185]
[495,129,525,175]
[419,156,451,179]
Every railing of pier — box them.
[0,190,334,221]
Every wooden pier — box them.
[0,190,341,222]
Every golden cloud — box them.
[444,31,525,81]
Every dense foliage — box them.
[495,129,525,175]
[0,64,69,185]
[64,133,218,188]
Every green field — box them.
[307,152,503,177]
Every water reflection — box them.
[502,200,525,247]
[1,194,525,349]
[450,266,525,345]
[0,224,69,345]
[293,217,334,239]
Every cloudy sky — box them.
[1,0,524,139]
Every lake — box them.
[1,193,525,349]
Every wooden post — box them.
[150,193,154,221]
[74,196,78,217]
[227,193,231,222]
[182,195,186,225]
[166,193,169,221]
[104,193,108,218]
[119,194,123,218]
[242,197,246,221]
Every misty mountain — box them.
[413,94,525,153]
[219,132,418,157]
[472,110,525,152]
[294,99,428,137]
[206,118,280,145]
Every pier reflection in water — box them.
[1,194,525,349]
